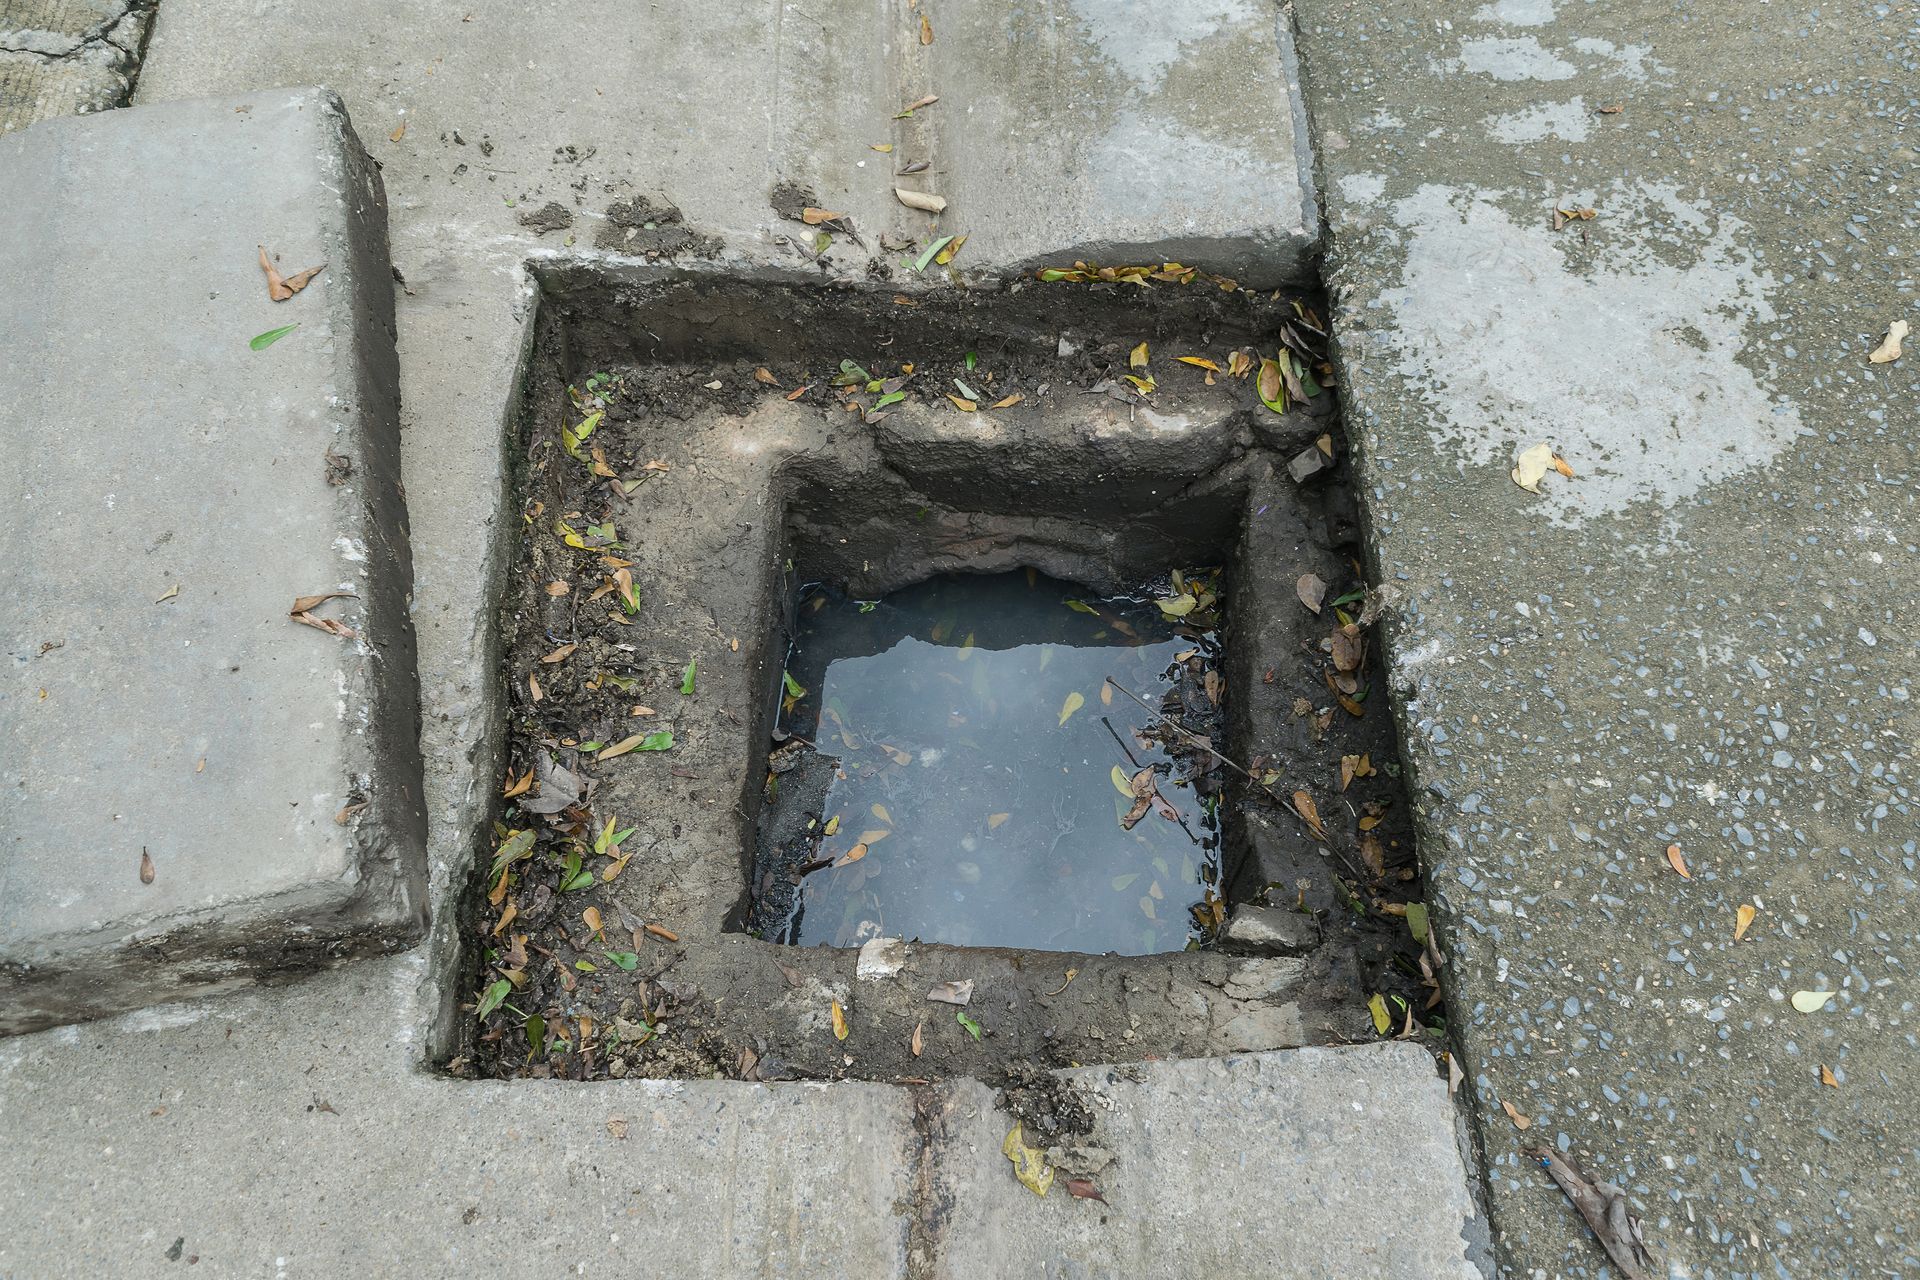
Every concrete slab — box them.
[1291,0,1920,1274]
[0,955,917,1278]
[0,88,426,1033]
[927,1045,1483,1279]
[0,0,153,132]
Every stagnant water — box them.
[770,570,1223,954]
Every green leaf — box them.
[681,657,697,696]
[857,600,879,613]
[249,323,299,351]
[914,235,954,272]
[1063,599,1096,615]
[635,730,674,752]
[956,1010,983,1040]
[1406,902,1430,945]
[476,979,511,1021]
[575,959,599,972]
[1367,993,1390,1035]
[953,377,980,401]
[526,1014,546,1053]
[489,828,537,879]
[782,671,807,699]
[832,359,871,387]
[578,741,604,753]
[964,351,977,371]
[603,950,639,971]
[873,391,905,410]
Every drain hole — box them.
[752,569,1227,954]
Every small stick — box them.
[1099,716,1203,846]
[1102,678,1255,780]
[1099,717,1143,769]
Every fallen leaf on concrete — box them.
[895,188,947,214]
[291,611,356,639]
[1596,103,1624,114]
[800,207,845,225]
[894,93,939,117]
[1820,1065,1837,1087]
[1734,903,1756,941]
[1448,1053,1464,1096]
[1552,454,1576,478]
[935,234,967,265]
[291,591,355,614]
[911,1020,924,1056]
[155,585,180,604]
[606,1115,628,1139]
[956,1010,982,1039]
[1296,573,1327,613]
[1664,844,1690,879]
[139,849,155,884]
[334,800,369,824]
[871,142,893,153]
[831,998,849,1040]
[919,12,933,43]
[1066,1178,1107,1204]
[258,245,326,301]
[1867,318,1908,363]
[1002,1124,1054,1197]
[1511,442,1556,493]
[1527,1146,1658,1280]
[1502,1100,1532,1130]
[389,120,406,142]
[250,323,300,351]
[1790,990,1835,1013]
[1292,791,1326,840]
[927,979,974,1005]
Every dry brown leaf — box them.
[1665,844,1690,879]
[258,245,326,301]
[334,801,369,824]
[645,923,679,942]
[895,188,947,214]
[389,120,406,142]
[753,367,779,386]
[290,591,355,614]
[1296,572,1326,613]
[991,393,1024,409]
[800,207,845,225]
[155,584,180,604]
[1203,669,1222,706]
[491,900,518,936]
[946,393,977,412]
[1820,1065,1837,1088]
[1065,1178,1108,1205]
[1552,454,1576,478]
[919,12,933,43]
[1330,624,1365,672]
[606,1115,628,1139]
[583,906,603,934]
[898,93,939,114]
[1502,1100,1532,1130]
[911,1019,924,1056]
[139,849,155,884]
[1227,350,1254,378]
[545,580,570,597]
[835,842,870,868]
[1121,767,1158,830]
[1292,791,1326,841]
[1358,833,1386,878]
[1734,903,1756,941]
[528,671,543,702]
[540,642,577,664]
[785,383,814,401]
[292,611,356,639]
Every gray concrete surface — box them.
[1292,0,1918,1275]
[0,0,152,132]
[929,1044,1484,1280]
[0,88,427,1033]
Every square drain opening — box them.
[452,266,1438,1085]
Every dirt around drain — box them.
[449,275,1441,1090]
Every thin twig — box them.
[1102,678,1254,780]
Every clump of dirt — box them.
[595,191,721,256]
[996,1059,1096,1145]
[518,201,574,236]
[769,179,817,221]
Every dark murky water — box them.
[772,570,1222,954]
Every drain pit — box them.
[452,267,1439,1085]
[754,569,1226,954]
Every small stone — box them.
[1221,905,1321,956]
[1287,446,1329,484]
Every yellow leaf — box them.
[990,393,1024,409]
[1002,1123,1055,1197]
[1511,442,1556,493]
[1111,764,1133,797]
[1292,791,1326,840]
[919,12,932,43]
[835,842,869,867]
[871,803,893,825]
[1099,682,1114,706]
[987,812,1010,829]
[1176,356,1221,372]
[946,393,977,412]
[857,829,891,846]
[801,207,845,225]
[871,142,894,153]
[956,632,976,660]
[831,999,849,1040]
[935,234,967,265]
[824,815,840,836]
[1367,993,1390,1035]
[1734,903,1756,941]
[1122,373,1155,395]
[1128,341,1149,369]
[1791,990,1835,1013]
[1058,691,1085,726]
[1820,1064,1838,1088]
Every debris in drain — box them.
[751,570,1227,955]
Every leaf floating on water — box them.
[1099,681,1114,706]
[1367,992,1390,1035]
[783,671,807,699]
[1502,1100,1532,1131]
[1002,1123,1054,1197]
[1790,990,1835,1013]
[1057,691,1085,726]
[1734,903,1756,941]
[1121,767,1158,830]
[1110,764,1133,797]
[870,803,892,825]
[956,1010,983,1040]
[835,842,869,867]
[1157,594,1197,618]
[1867,318,1907,363]
[1665,844,1690,879]
[987,812,1010,829]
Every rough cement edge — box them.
[1273,3,1324,268]
[0,87,430,1036]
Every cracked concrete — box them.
[0,0,153,131]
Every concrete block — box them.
[929,0,1319,285]
[0,88,426,1034]
[928,1045,1481,1278]
[1223,904,1321,955]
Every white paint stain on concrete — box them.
[1472,0,1557,24]
[1449,36,1576,81]
[1338,172,1387,205]
[1574,36,1668,81]
[1485,98,1590,143]
[1066,0,1259,89]
[1378,182,1804,524]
